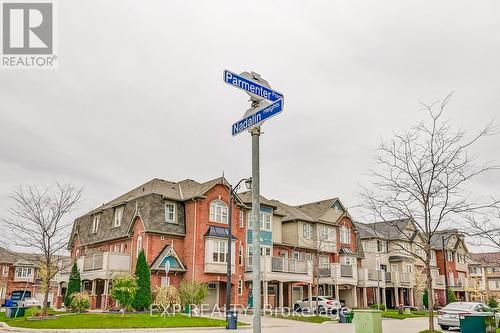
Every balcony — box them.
[358,268,385,287]
[399,272,411,284]
[77,252,130,280]
[318,263,358,285]
[449,278,468,289]
[432,275,445,289]
[245,257,312,283]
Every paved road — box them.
[0,315,440,333]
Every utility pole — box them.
[442,236,448,304]
[226,184,233,322]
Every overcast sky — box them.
[1,1,499,251]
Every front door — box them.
[204,283,219,310]
[292,286,303,304]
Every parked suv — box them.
[294,296,342,314]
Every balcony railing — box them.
[340,264,353,277]
[78,252,130,276]
[399,272,411,284]
[83,253,103,271]
[435,275,445,286]
[245,257,310,275]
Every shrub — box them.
[133,250,152,310]
[64,263,81,308]
[488,297,498,308]
[155,285,181,314]
[70,291,90,313]
[446,289,456,303]
[423,289,428,308]
[369,303,386,311]
[111,274,138,311]
[178,281,209,308]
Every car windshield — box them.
[322,297,335,300]
[443,303,475,311]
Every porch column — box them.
[279,282,284,309]
[57,283,62,296]
[263,281,268,310]
[410,288,415,307]
[363,287,368,308]
[381,288,387,308]
[394,286,399,307]
[308,284,313,310]
[103,279,110,310]
[465,292,470,302]
[352,287,358,308]
[335,284,339,300]
[91,280,96,295]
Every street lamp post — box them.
[226,177,252,329]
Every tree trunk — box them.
[426,262,435,331]
[43,279,50,315]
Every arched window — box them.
[136,235,143,258]
[209,200,228,223]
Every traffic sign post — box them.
[224,70,284,333]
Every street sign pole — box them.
[224,69,283,333]
[251,126,261,333]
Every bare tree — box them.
[1,183,81,314]
[361,94,499,331]
[466,210,500,250]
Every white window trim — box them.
[136,235,143,258]
[212,239,228,263]
[91,215,100,233]
[239,211,244,228]
[113,206,124,228]
[238,279,243,295]
[210,200,229,224]
[303,224,312,240]
[164,202,176,223]
[247,211,272,231]
[2,266,9,277]
[340,225,351,244]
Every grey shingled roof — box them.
[358,219,413,240]
[295,198,339,221]
[204,226,237,239]
[270,200,315,222]
[429,229,460,250]
[0,247,69,266]
[70,177,236,247]
[238,191,278,209]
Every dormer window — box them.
[113,206,124,228]
[91,215,100,233]
[209,200,228,224]
[165,203,176,223]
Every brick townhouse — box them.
[430,229,470,303]
[68,177,250,310]
[0,247,68,307]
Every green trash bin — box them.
[352,310,383,333]
[459,313,496,333]
[7,307,26,318]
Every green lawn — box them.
[272,314,334,323]
[1,312,235,329]
[381,309,430,319]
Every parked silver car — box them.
[293,296,342,314]
[18,297,41,308]
[438,302,499,331]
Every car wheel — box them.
[440,325,449,331]
[317,306,326,315]
[294,304,301,312]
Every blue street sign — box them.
[224,70,284,102]
[232,99,283,136]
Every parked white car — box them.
[293,296,342,314]
[437,302,499,331]
[18,297,41,308]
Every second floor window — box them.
[15,267,32,279]
[239,211,244,227]
[340,226,351,244]
[447,251,454,262]
[165,203,176,223]
[319,225,335,241]
[113,206,124,227]
[210,200,228,223]
[91,215,100,233]
[248,212,272,231]
[377,240,387,253]
[136,235,143,258]
[457,253,465,264]
[430,250,436,260]
[2,266,9,277]
[303,224,312,239]
[212,240,228,263]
